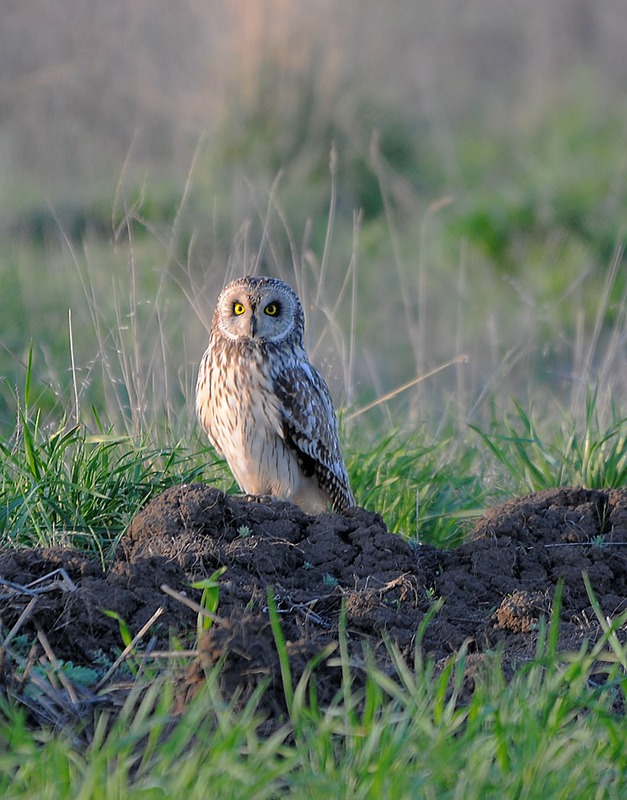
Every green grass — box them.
[346,428,488,546]
[4,378,623,554]
[471,398,627,495]
[0,408,214,555]
[1,602,625,799]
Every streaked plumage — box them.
[195,275,354,514]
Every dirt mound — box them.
[1,484,626,719]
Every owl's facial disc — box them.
[218,293,288,342]
[213,276,303,345]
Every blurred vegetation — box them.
[0,1,625,442]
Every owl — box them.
[195,275,354,514]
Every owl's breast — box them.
[201,343,295,494]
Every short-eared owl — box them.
[195,275,354,514]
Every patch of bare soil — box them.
[1,484,626,723]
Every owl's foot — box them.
[240,493,275,505]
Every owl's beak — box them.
[250,315,258,338]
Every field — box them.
[1,3,627,797]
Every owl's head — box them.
[212,275,305,345]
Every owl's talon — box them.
[241,493,274,505]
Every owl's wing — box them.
[273,361,354,512]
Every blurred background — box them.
[1,0,625,437]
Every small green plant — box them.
[237,524,252,538]
[35,661,101,689]
[102,609,139,677]
[6,635,102,691]
[191,566,228,639]
[102,609,133,649]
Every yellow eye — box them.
[264,303,279,316]
[233,302,245,316]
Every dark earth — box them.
[1,484,626,721]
